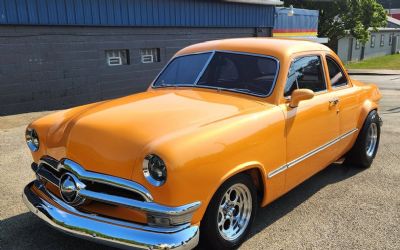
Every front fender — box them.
[132,106,286,224]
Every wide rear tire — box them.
[345,110,381,168]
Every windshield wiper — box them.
[155,83,195,88]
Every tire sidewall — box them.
[200,174,258,250]
[352,110,381,167]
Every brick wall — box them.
[0,25,264,115]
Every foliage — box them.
[285,0,387,49]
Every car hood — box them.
[43,89,271,179]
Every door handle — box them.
[329,98,340,105]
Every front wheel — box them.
[200,174,257,250]
[345,110,381,168]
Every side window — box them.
[284,56,326,97]
[326,57,348,88]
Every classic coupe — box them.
[23,38,382,250]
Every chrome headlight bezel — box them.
[142,154,167,187]
[25,128,40,152]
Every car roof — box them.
[176,37,332,59]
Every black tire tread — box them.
[345,110,380,168]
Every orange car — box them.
[23,38,382,250]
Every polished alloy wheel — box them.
[366,123,378,157]
[217,183,252,241]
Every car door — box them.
[324,54,361,157]
[281,54,340,192]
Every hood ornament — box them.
[59,173,86,206]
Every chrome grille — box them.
[33,156,151,202]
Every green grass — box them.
[346,54,400,70]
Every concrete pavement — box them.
[347,69,400,75]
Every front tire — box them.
[345,110,381,168]
[200,174,257,250]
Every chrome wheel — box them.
[366,123,378,157]
[217,183,252,241]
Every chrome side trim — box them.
[268,128,358,179]
[267,165,287,179]
[23,181,200,250]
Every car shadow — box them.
[1,212,116,250]
[196,163,364,249]
[249,163,363,236]
[2,163,363,250]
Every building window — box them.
[370,35,376,48]
[355,40,360,49]
[105,49,129,66]
[380,34,385,47]
[389,34,394,46]
[140,48,160,64]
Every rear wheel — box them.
[345,110,381,168]
[200,174,257,250]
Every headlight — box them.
[25,128,39,152]
[143,154,167,186]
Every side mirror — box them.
[289,89,314,108]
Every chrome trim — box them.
[218,183,252,241]
[267,164,288,179]
[79,189,201,217]
[268,128,359,178]
[23,181,199,250]
[25,128,39,152]
[32,180,190,233]
[33,157,201,225]
[152,50,280,98]
[143,154,167,187]
[194,51,215,84]
[62,159,153,202]
[366,123,378,157]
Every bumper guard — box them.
[23,181,199,250]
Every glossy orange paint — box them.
[27,38,381,225]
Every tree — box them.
[284,0,387,50]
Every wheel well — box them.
[242,168,265,203]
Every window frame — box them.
[380,34,385,47]
[370,35,376,48]
[325,55,349,89]
[284,54,328,98]
[151,50,281,98]
[355,40,361,50]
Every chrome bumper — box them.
[23,181,199,250]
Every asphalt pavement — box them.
[1,74,399,250]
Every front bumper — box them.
[23,181,199,250]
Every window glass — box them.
[154,53,211,86]
[154,51,278,97]
[355,40,360,49]
[105,49,129,66]
[326,57,348,88]
[197,52,278,96]
[284,56,326,96]
[140,48,160,63]
[371,35,376,48]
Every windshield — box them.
[153,51,278,97]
